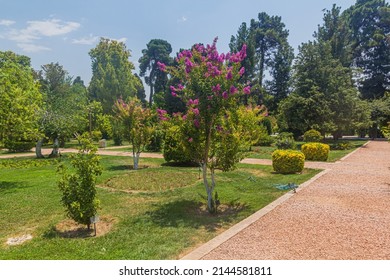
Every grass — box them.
[248,139,368,162]
[0,154,319,260]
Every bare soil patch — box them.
[54,215,116,238]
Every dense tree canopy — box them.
[0,51,42,151]
[89,38,141,113]
[37,62,88,156]
[347,0,390,99]
[230,12,293,110]
[1,0,390,155]
[139,39,173,106]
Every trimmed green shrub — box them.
[303,129,322,142]
[163,125,192,163]
[4,140,35,152]
[275,132,296,150]
[272,149,305,174]
[301,142,330,161]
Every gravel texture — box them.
[201,141,390,260]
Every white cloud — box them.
[26,19,80,37]
[72,34,99,45]
[177,16,187,23]
[17,43,51,53]
[7,18,80,43]
[0,19,15,26]
[2,18,81,53]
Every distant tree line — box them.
[1,0,389,154]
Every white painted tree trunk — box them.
[133,150,140,170]
[202,163,216,213]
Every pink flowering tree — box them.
[158,38,259,213]
[114,98,155,170]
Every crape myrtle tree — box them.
[158,38,263,213]
[114,98,155,170]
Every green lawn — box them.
[248,139,368,162]
[0,155,319,260]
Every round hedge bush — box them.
[301,142,330,161]
[303,129,322,142]
[272,149,305,174]
[163,125,192,163]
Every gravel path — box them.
[194,141,390,260]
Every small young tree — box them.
[57,137,102,229]
[159,38,261,213]
[114,98,154,170]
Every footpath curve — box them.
[182,141,390,260]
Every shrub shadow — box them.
[43,225,94,239]
[146,199,247,233]
[0,181,30,194]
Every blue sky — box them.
[1,0,359,85]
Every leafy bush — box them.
[272,149,305,174]
[275,132,296,150]
[57,137,102,229]
[381,122,390,140]
[163,125,192,163]
[146,128,164,152]
[111,121,124,146]
[256,134,275,146]
[91,130,102,142]
[4,140,35,152]
[303,129,322,142]
[255,125,275,146]
[301,142,330,161]
[260,117,273,135]
[330,141,354,150]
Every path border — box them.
[181,141,372,260]
[180,168,330,260]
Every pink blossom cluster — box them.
[157,61,166,71]
[157,108,168,121]
[170,84,184,97]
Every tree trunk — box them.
[49,138,60,158]
[132,150,140,170]
[202,163,216,214]
[149,82,154,107]
[35,139,45,159]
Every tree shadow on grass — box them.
[161,162,199,168]
[43,225,94,239]
[0,181,31,194]
[105,165,149,171]
[146,199,247,233]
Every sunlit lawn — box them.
[0,155,319,260]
